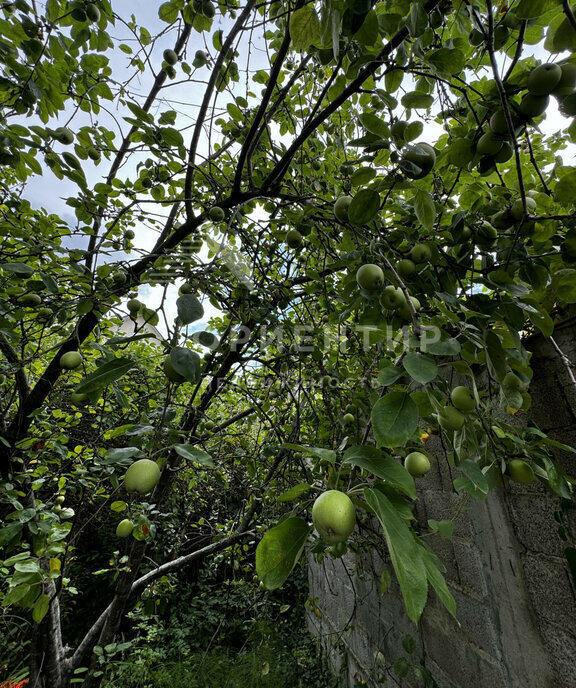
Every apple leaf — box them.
[401,92,434,109]
[289,5,321,51]
[515,0,557,18]
[277,483,311,502]
[358,113,389,138]
[32,593,50,623]
[348,189,381,225]
[256,517,311,590]
[417,541,457,619]
[402,352,438,385]
[343,446,416,499]
[176,294,204,325]
[371,392,419,447]
[457,459,489,495]
[74,357,134,396]
[173,444,215,467]
[364,488,428,623]
[170,347,201,382]
[413,189,435,232]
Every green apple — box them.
[285,229,303,248]
[342,413,355,424]
[519,94,549,119]
[476,222,498,246]
[489,110,508,135]
[312,490,356,544]
[59,351,83,370]
[124,229,135,240]
[450,386,476,413]
[334,195,353,222]
[116,519,134,538]
[87,147,101,161]
[507,458,535,483]
[410,243,431,264]
[356,263,384,291]
[438,406,465,431]
[404,451,431,477]
[397,295,421,321]
[551,63,576,96]
[127,298,141,313]
[19,293,42,306]
[400,142,436,179]
[511,196,537,220]
[558,93,576,116]
[54,127,74,145]
[477,132,503,156]
[163,356,185,383]
[493,141,513,163]
[123,458,161,495]
[209,205,225,221]
[527,63,562,96]
[380,285,404,310]
[491,210,514,230]
[163,49,178,66]
[397,258,416,278]
[85,3,101,22]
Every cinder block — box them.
[537,619,576,688]
[522,553,576,631]
[508,493,566,557]
[452,541,488,599]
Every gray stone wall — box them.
[307,318,576,688]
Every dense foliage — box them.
[1,0,576,685]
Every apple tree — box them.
[0,0,576,686]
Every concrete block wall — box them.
[307,319,576,687]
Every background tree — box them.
[1,0,576,686]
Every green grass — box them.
[103,644,341,688]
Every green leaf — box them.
[350,167,376,186]
[3,584,31,607]
[348,189,381,225]
[358,113,389,138]
[282,444,337,463]
[418,541,457,619]
[407,1,428,36]
[170,347,201,382]
[176,294,204,324]
[485,331,507,382]
[364,488,428,623]
[110,501,128,512]
[385,69,403,93]
[277,483,311,502]
[159,127,184,147]
[404,121,423,142]
[378,366,404,386]
[343,446,416,499]
[428,519,454,538]
[32,593,50,623]
[458,459,489,495]
[425,48,465,75]
[403,352,438,385]
[256,517,311,590]
[401,92,434,109]
[422,336,461,356]
[75,358,134,396]
[289,5,321,51]
[371,392,419,448]
[516,0,558,18]
[174,444,215,467]
[159,2,179,23]
[413,189,435,232]
[555,269,576,303]
[1,262,34,277]
[554,168,576,205]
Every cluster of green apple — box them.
[437,386,477,433]
[355,262,421,321]
[474,62,576,176]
